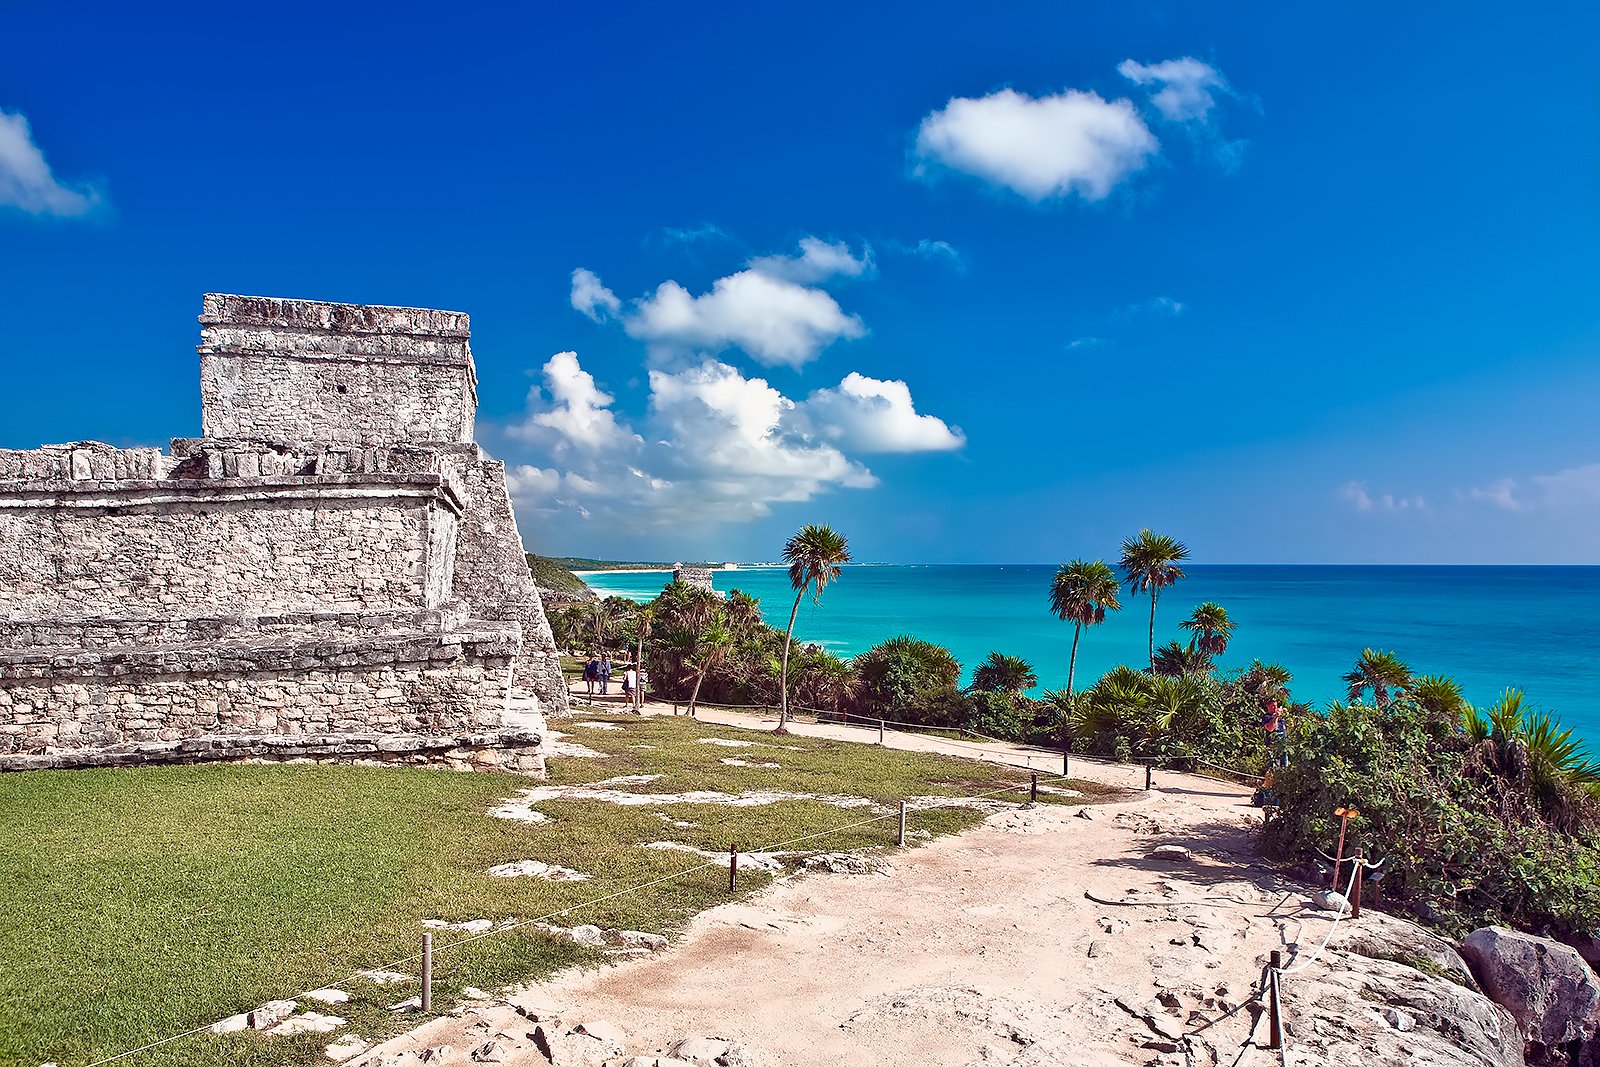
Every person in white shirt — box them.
[624,665,638,702]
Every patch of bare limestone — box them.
[698,738,802,751]
[344,1001,754,1067]
[487,860,591,881]
[544,729,609,759]
[489,775,1031,824]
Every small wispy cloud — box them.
[1066,336,1108,351]
[570,268,621,323]
[0,109,103,217]
[1115,295,1185,320]
[659,222,730,246]
[1118,57,1232,124]
[889,238,966,272]
[1340,481,1427,514]
[1466,462,1600,513]
[747,237,874,284]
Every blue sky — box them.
[3,2,1598,564]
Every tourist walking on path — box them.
[599,655,612,695]
[583,654,598,696]
[623,665,637,702]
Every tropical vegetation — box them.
[551,527,1600,944]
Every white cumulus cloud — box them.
[1118,57,1230,123]
[569,268,621,322]
[747,237,873,284]
[623,267,865,368]
[0,110,102,217]
[501,351,962,531]
[803,373,965,453]
[913,87,1157,202]
[512,351,642,453]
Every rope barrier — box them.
[78,765,1053,1067]
[1279,858,1363,977]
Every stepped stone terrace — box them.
[0,294,568,774]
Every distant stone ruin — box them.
[672,564,718,595]
[0,294,568,773]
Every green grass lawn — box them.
[0,714,1120,1067]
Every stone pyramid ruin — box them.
[0,294,568,773]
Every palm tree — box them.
[777,524,851,732]
[1118,530,1190,671]
[1180,602,1235,661]
[1047,559,1122,702]
[631,605,654,711]
[1342,648,1414,708]
[1236,660,1293,706]
[723,590,764,636]
[683,616,733,717]
[970,652,1038,695]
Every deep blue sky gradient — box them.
[3,2,1598,562]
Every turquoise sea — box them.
[579,565,1600,740]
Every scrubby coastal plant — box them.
[1264,685,1600,938]
[1047,559,1121,701]
[777,524,851,733]
[1118,530,1189,671]
[852,635,964,728]
[1152,640,1210,677]
[970,652,1037,696]
[1342,648,1414,708]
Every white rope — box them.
[1279,858,1363,976]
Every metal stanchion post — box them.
[729,845,738,893]
[1268,950,1282,1049]
[898,800,907,846]
[420,933,433,1013]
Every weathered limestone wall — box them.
[0,294,561,774]
[198,294,477,446]
[0,476,460,620]
[442,448,570,714]
[0,625,517,751]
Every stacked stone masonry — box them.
[0,295,569,774]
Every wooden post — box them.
[1144,764,1153,791]
[879,719,886,745]
[1352,848,1364,920]
[898,800,908,846]
[1028,772,1038,807]
[1062,752,1069,776]
[420,933,433,1013]
[729,845,738,892]
[1267,950,1282,1050]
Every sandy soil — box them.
[351,700,1334,1067]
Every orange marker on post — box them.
[1331,806,1360,888]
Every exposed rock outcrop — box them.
[1461,925,1600,1066]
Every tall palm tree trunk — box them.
[778,588,804,731]
[1066,624,1082,701]
[689,668,707,717]
[634,633,645,711]
[1147,590,1158,671]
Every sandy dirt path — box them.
[354,700,1324,1067]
